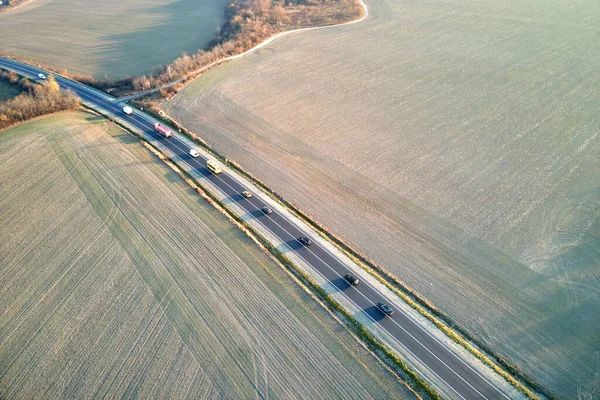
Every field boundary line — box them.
[82,106,441,400]
[118,0,369,102]
[2,56,542,398]
[150,109,546,400]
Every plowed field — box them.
[0,0,227,78]
[0,112,415,399]
[165,0,600,396]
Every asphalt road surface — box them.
[0,57,514,400]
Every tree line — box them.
[0,70,80,130]
[61,0,363,98]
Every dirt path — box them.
[119,0,369,102]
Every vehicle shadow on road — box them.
[173,153,202,167]
[360,305,386,323]
[238,208,266,221]
[324,277,352,293]
[276,238,304,253]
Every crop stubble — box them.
[0,0,228,79]
[165,0,600,396]
[0,112,415,399]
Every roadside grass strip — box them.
[85,105,532,400]
[155,110,541,399]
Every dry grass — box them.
[164,0,600,397]
[0,0,228,79]
[0,73,80,130]
[0,111,416,399]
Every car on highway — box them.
[0,60,512,399]
[377,302,394,316]
[242,190,252,198]
[298,236,312,246]
[261,207,273,215]
[189,149,200,158]
[344,274,359,286]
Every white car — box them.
[189,149,200,158]
[37,73,46,80]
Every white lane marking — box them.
[3,59,508,399]
[55,74,510,399]
[105,111,496,399]
[157,137,488,400]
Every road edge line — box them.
[83,105,442,400]
[147,107,546,400]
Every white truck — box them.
[123,106,133,115]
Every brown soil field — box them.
[0,112,416,399]
[164,0,600,397]
[0,0,227,79]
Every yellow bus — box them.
[206,159,222,174]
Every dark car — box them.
[344,274,359,286]
[298,236,312,246]
[377,302,394,316]
[261,206,273,215]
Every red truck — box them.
[153,123,172,138]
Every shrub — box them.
[0,71,80,130]
[55,0,363,98]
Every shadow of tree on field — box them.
[95,0,227,79]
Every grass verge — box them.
[142,107,548,399]
[85,105,439,399]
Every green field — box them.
[165,0,600,397]
[0,112,416,399]
[0,0,227,78]
[0,79,20,101]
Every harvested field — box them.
[165,0,600,397]
[0,112,415,399]
[0,79,20,101]
[0,0,227,79]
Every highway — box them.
[0,57,514,400]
